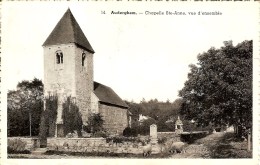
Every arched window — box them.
[56,51,63,64]
[82,53,86,66]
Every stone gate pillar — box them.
[175,116,183,134]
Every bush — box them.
[180,131,208,143]
[158,136,167,144]
[137,118,157,135]
[123,127,138,137]
[87,113,104,134]
[106,136,132,143]
[8,139,30,154]
[93,131,108,138]
[62,97,83,137]
[106,136,150,145]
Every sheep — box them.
[169,142,186,154]
[143,143,152,157]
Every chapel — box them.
[42,9,129,137]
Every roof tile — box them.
[94,82,129,108]
[43,9,95,53]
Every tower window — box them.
[56,51,63,64]
[82,53,86,66]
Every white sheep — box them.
[143,143,152,157]
[169,142,186,154]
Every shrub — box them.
[106,136,127,143]
[93,131,108,138]
[136,136,150,146]
[137,118,157,135]
[62,97,83,137]
[123,127,138,137]
[39,95,58,139]
[158,136,167,144]
[123,127,131,137]
[86,113,104,134]
[8,139,30,154]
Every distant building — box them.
[42,9,129,137]
[138,114,150,125]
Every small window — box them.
[56,51,63,64]
[56,53,60,64]
[60,52,63,64]
[82,53,86,66]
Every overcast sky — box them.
[2,2,258,102]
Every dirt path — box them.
[170,132,225,158]
[8,154,111,159]
[170,132,252,158]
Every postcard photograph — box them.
[1,1,259,165]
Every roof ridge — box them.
[69,10,77,44]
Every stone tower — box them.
[42,9,95,137]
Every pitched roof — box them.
[94,82,129,109]
[175,116,183,125]
[43,8,95,53]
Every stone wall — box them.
[99,104,128,134]
[44,44,77,126]
[43,43,94,134]
[47,138,105,149]
[8,137,40,150]
[75,47,93,125]
[7,136,166,154]
[91,93,99,114]
[47,138,144,154]
[158,132,181,142]
[44,44,77,99]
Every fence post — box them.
[247,129,251,151]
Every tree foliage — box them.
[179,40,252,136]
[62,97,83,136]
[126,98,183,132]
[136,117,157,135]
[7,78,44,136]
[86,113,104,134]
[39,95,58,139]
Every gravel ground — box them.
[8,154,118,159]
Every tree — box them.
[179,40,252,137]
[62,97,82,136]
[125,101,143,128]
[126,98,184,132]
[39,95,58,146]
[137,117,157,135]
[8,78,44,136]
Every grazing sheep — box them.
[169,142,186,154]
[143,143,152,157]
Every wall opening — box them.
[56,51,63,64]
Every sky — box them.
[2,2,258,102]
